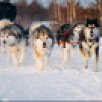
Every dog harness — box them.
[59,30,79,48]
[61,30,71,36]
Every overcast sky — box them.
[10,0,96,8]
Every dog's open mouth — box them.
[90,33,96,37]
[43,45,46,48]
[43,42,46,48]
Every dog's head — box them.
[72,23,85,40]
[86,18,99,28]
[57,24,71,42]
[32,25,53,48]
[60,24,70,33]
[84,18,100,39]
[0,25,22,46]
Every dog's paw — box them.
[15,63,20,67]
[62,60,66,64]
[40,67,44,71]
[94,69,98,72]
[85,66,88,69]
[68,60,72,65]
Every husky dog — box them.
[79,18,100,72]
[29,24,54,71]
[56,23,85,64]
[0,24,25,66]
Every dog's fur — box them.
[29,24,54,70]
[79,18,100,72]
[0,24,25,66]
[0,19,12,30]
[56,23,85,64]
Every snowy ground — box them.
[0,39,102,101]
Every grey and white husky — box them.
[29,24,54,71]
[79,18,100,72]
[0,24,26,66]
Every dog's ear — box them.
[94,18,97,22]
[87,18,90,23]
[86,18,91,27]
[11,26,17,34]
[94,18,100,27]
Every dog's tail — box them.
[0,19,12,30]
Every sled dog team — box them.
[0,18,100,72]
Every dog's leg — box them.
[36,56,44,71]
[63,47,68,64]
[44,52,50,66]
[19,46,25,65]
[11,47,19,66]
[61,44,70,64]
[70,47,77,64]
[35,50,44,71]
[7,50,11,64]
[94,46,99,72]
[79,47,88,69]
[84,56,88,69]
[44,55,49,66]
[59,44,64,63]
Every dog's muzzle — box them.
[90,28,96,37]
[90,33,96,37]
[43,42,46,48]
[3,40,7,44]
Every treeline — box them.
[49,0,99,25]
[13,0,49,28]
[2,0,99,28]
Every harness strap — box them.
[59,42,79,44]
[61,30,71,36]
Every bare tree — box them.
[70,0,73,24]
[97,0,102,35]
[67,1,70,23]
[72,0,76,22]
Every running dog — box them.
[56,23,85,64]
[29,24,54,71]
[0,24,26,66]
[79,18,100,72]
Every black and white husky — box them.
[29,24,54,71]
[0,24,26,66]
[79,18,100,72]
[56,23,85,64]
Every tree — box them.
[97,0,102,35]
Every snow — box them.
[0,39,102,101]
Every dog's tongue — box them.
[43,45,46,48]
[91,33,96,37]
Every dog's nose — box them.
[3,40,6,44]
[43,42,46,46]
[90,31,93,33]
